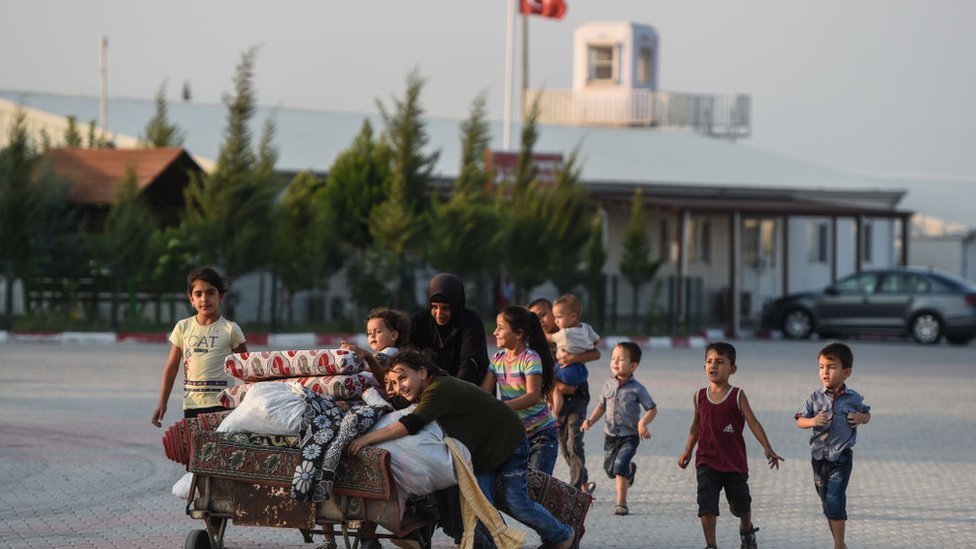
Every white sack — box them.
[371,405,464,497]
[172,472,193,499]
[216,381,305,435]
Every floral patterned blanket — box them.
[291,388,390,502]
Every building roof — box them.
[1,90,937,218]
[45,147,199,205]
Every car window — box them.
[834,273,877,294]
[879,273,931,294]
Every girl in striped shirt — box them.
[481,305,560,475]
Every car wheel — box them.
[911,313,943,344]
[782,309,813,339]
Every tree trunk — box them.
[2,260,13,330]
[631,283,640,333]
[110,272,120,332]
[256,271,265,324]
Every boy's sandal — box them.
[613,504,629,516]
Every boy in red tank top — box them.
[678,342,783,549]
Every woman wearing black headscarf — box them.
[409,273,489,386]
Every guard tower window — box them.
[637,46,652,84]
[588,45,617,82]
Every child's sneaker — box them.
[740,525,759,549]
[582,481,596,495]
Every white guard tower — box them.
[527,21,749,138]
[573,21,659,93]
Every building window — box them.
[862,222,873,262]
[744,218,776,269]
[689,218,711,263]
[637,47,652,84]
[588,45,617,82]
[658,218,670,261]
[808,221,829,263]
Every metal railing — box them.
[525,88,751,138]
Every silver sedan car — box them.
[761,267,976,344]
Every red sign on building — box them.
[486,151,565,186]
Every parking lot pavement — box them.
[1,340,974,548]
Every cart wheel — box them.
[185,529,212,549]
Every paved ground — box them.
[1,339,974,548]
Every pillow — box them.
[224,349,365,381]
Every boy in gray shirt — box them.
[581,341,657,516]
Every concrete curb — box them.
[0,330,369,347]
[0,330,758,348]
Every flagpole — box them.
[99,36,108,132]
[521,13,528,121]
[502,0,516,150]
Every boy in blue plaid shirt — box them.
[796,342,871,549]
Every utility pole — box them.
[99,36,108,132]
[521,14,529,119]
[502,0,516,150]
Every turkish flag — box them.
[520,0,567,20]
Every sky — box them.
[1,0,974,182]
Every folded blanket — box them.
[224,349,364,381]
[161,410,232,465]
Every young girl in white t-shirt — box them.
[151,267,247,427]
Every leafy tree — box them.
[38,129,52,153]
[514,98,541,194]
[345,250,392,313]
[147,224,200,323]
[320,120,391,249]
[376,69,439,216]
[498,98,548,301]
[63,116,83,147]
[142,82,184,147]
[581,211,607,330]
[86,119,112,148]
[369,192,422,309]
[319,119,392,313]
[619,188,663,332]
[372,69,440,308]
[426,94,500,311]
[545,149,590,295]
[91,167,156,328]
[0,110,71,328]
[427,199,501,304]
[273,170,343,324]
[255,116,278,180]
[182,47,278,307]
[454,92,492,200]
